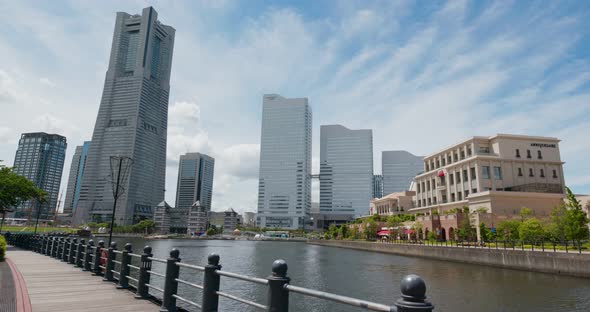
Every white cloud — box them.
[39,77,56,87]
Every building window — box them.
[538,150,543,159]
[540,169,545,178]
[482,166,490,179]
[447,155,452,163]
[460,151,465,160]
[467,148,472,156]
[458,192,462,200]
[470,167,476,180]
[442,158,446,166]
[417,183,421,193]
[436,160,440,168]
[453,153,458,162]
[516,149,521,158]
[427,181,430,191]
[463,170,468,181]
[456,172,461,183]
[465,190,469,198]
[527,150,532,159]
[472,188,477,194]
[518,168,523,177]
[449,173,454,185]
[529,168,534,177]
[451,193,456,202]
[493,167,503,180]
[553,170,558,178]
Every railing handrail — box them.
[4,233,435,312]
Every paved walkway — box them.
[0,258,16,312]
[6,249,159,312]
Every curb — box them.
[5,257,32,312]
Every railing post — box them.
[117,243,132,289]
[51,237,58,258]
[266,259,290,312]
[202,253,221,312]
[135,246,152,299]
[61,238,68,261]
[76,239,85,267]
[103,242,117,282]
[69,238,77,264]
[45,236,51,255]
[395,274,434,312]
[160,248,181,312]
[83,240,94,271]
[93,240,105,276]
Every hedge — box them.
[0,235,6,262]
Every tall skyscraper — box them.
[75,7,175,225]
[319,125,373,217]
[175,153,215,211]
[257,94,312,229]
[382,151,424,195]
[12,132,67,220]
[373,174,383,199]
[63,141,90,220]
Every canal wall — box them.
[307,240,590,278]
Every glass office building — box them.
[12,132,67,220]
[63,141,90,220]
[257,94,312,229]
[382,150,424,195]
[175,153,215,211]
[75,7,175,225]
[319,125,373,217]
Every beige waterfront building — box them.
[370,191,416,216]
[411,134,566,240]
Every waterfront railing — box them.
[4,233,434,312]
[377,238,589,254]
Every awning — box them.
[377,230,391,236]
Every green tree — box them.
[0,166,46,230]
[497,220,521,240]
[86,222,98,229]
[479,223,492,241]
[339,225,348,239]
[519,218,545,242]
[365,220,378,240]
[327,224,338,239]
[206,227,216,236]
[456,217,475,240]
[563,187,589,241]
[549,188,590,241]
[519,207,532,221]
[134,219,156,234]
[426,231,437,242]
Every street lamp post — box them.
[107,156,132,247]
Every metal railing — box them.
[376,237,589,254]
[4,233,435,311]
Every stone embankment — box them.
[307,240,590,278]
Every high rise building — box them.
[373,174,383,199]
[257,94,312,229]
[12,132,67,220]
[319,125,373,217]
[75,7,175,225]
[63,141,90,220]
[175,153,215,211]
[382,151,424,195]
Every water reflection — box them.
[113,237,590,312]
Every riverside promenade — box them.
[4,248,158,312]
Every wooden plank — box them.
[7,250,159,312]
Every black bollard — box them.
[267,259,290,312]
[202,253,221,312]
[69,238,77,264]
[160,248,181,312]
[93,240,105,276]
[76,239,85,267]
[83,240,94,271]
[395,274,434,312]
[135,246,152,299]
[117,243,132,289]
[103,242,117,282]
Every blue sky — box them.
[1,0,589,213]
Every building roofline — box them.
[424,134,560,160]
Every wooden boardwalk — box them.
[7,249,159,312]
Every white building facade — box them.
[257,94,312,229]
[412,134,565,218]
[319,125,373,217]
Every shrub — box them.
[0,235,6,262]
